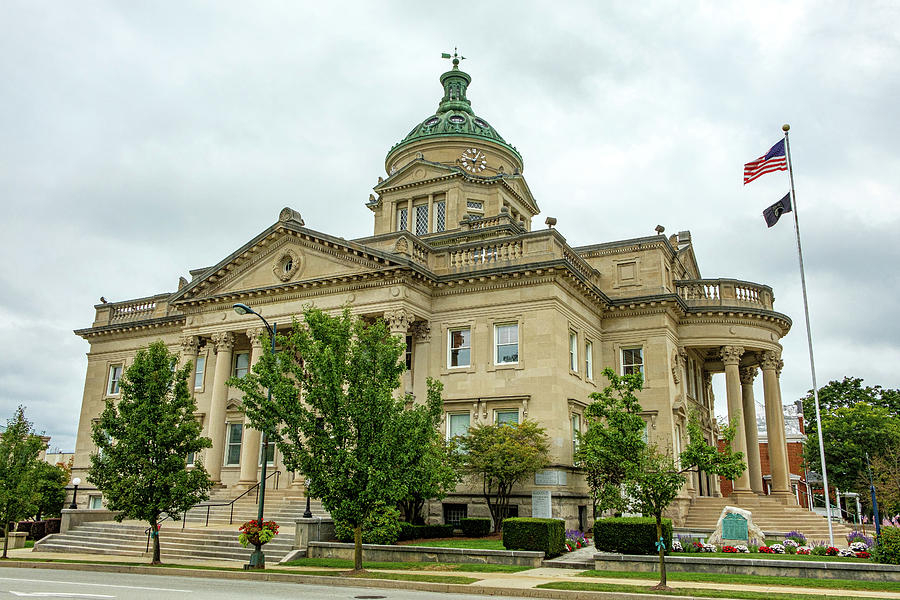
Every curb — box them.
[0,559,720,600]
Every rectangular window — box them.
[225,423,243,465]
[495,409,519,425]
[443,503,468,526]
[585,341,593,380]
[405,335,413,370]
[397,207,408,231]
[569,332,578,371]
[622,347,644,377]
[259,441,275,466]
[435,201,446,232]
[186,452,195,467]
[572,413,581,454]
[466,200,483,211]
[687,357,696,397]
[88,496,103,510]
[415,204,428,236]
[193,355,206,390]
[447,412,470,439]
[107,365,123,395]
[495,323,519,365]
[448,328,471,368]
[233,352,250,379]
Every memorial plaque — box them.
[722,513,749,542]
[532,490,552,518]
[535,469,567,486]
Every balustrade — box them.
[675,279,772,309]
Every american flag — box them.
[743,139,787,185]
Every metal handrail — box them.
[145,470,281,552]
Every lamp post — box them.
[233,303,276,570]
[69,478,81,509]
[303,478,313,519]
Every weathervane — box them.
[441,47,466,69]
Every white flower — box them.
[770,543,785,554]
[702,543,716,553]
[783,539,799,548]
[849,541,869,552]
[672,540,683,552]
[838,548,856,557]
[734,545,749,553]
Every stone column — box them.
[740,366,764,494]
[721,345,752,496]
[410,320,431,396]
[236,327,266,489]
[206,331,234,483]
[180,336,199,398]
[760,351,793,503]
[384,309,413,394]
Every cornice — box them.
[74,315,185,340]
[575,235,677,259]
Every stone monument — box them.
[707,506,765,546]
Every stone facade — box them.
[70,59,796,529]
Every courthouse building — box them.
[71,57,797,528]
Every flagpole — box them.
[782,123,834,547]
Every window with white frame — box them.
[193,355,206,390]
[448,328,471,368]
[107,365,123,395]
[435,201,446,232]
[585,341,593,380]
[622,347,644,377]
[259,441,275,466]
[569,332,578,371]
[571,413,581,455]
[447,412,470,439]
[88,496,103,510]
[466,200,483,211]
[225,423,243,465]
[397,206,408,231]
[495,323,519,364]
[233,352,250,379]
[415,204,428,236]
[495,409,519,425]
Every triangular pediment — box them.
[172,209,401,303]
[375,159,456,192]
[677,245,702,279]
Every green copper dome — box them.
[388,61,522,164]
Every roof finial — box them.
[441,47,466,70]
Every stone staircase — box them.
[682,496,855,543]
[180,487,329,528]
[34,522,295,562]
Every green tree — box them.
[88,341,213,565]
[869,444,900,516]
[0,406,44,558]
[395,380,462,524]
[459,420,550,533]
[231,307,436,572]
[803,388,900,497]
[802,376,900,417]
[574,368,646,516]
[32,461,68,520]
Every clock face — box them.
[461,147,487,173]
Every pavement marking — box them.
[10,592,115,598]
[0,578,191,593]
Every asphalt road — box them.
[0,567,535,600]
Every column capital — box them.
[211,331,235,353]
[776,358,785,378]
[720,345,744,366]
[246,326,267,349]
[383,309,413,335]
[672,348,686,383]
[739,366,758,385]
[180,335,199,355]
[759,350,780,371]
[410,320,431,342]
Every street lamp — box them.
[69,477,81,509]
[303,478,313,519]
[233,303,276,570]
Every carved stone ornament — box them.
[522,399,529,419]
[776,358,785,378]
[394,237,410,255]
[278,207,305,225]
[739,366,758,385]
[410,321,432,342]
[246,326,266,349]
[211,331,235,353]
[672,348,686,384]
[472,402,480,422]
[759,350,780,371]
[383,309,413,334]
[180,335,199,355]
[273,249,301,282]
[720,345,745,366]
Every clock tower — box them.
[370,53,539,237]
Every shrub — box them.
[825,546,839,556]
[785,530,807,545]
[397,522,455,541]
[872,526,900,565]
[593,517,673,556]
[502,517,565,558]
[16,521,47,541]
[459,517,491,538]
[44,518,61,535]
[810,544,827,556]
[335,504,402,545]
[847,531,874,547]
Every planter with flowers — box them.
[238,519,280,554]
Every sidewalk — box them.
[6,546,898,600]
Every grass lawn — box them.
[580,569,900,593]
[278,557,528,572]
[669,551,871,562]
[405,539,506,550]
[539,581,865,600]
[24,541,33,549]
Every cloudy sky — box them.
[3,1,898,452]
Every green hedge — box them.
[873,526,900,565]
[502,517,565,558]
[593,517,672,555]
[459,517,491,538]
[397,522,455,541]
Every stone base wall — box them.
[426,491,593,531]
[308,541,543,567]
